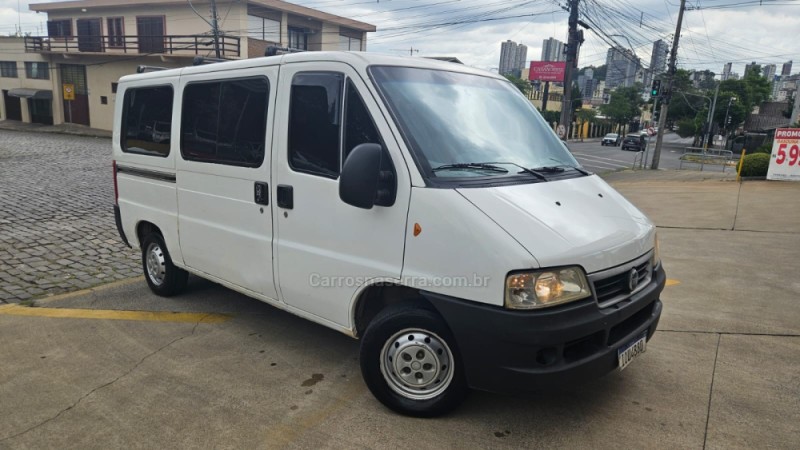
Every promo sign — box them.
[529,61,566,82]
[767,128,800,181]
[63,83,75,101]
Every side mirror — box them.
[339,143,395,209]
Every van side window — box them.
[288,72,344,178]
[121,86,173,157]
[181,77,269,168]
[343,79,381,163]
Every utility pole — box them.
[210,0,221,58]
[559,0,581,140]
[703,82,720,150]
[651,0,686,169]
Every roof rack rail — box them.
[136,65,169,74]
[192,56,231,66]
[265,45,306,57]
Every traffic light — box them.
[653,108,660,122]
[651,79,661,97]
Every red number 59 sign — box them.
[768,128,800,181]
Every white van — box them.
[112,52,664,417]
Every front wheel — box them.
[141,233,188,297]
[360,303,468,417]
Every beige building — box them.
[0,0,375,130]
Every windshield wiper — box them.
[432,163,509,173]
[479,161,548,181]
[527,165,592,176]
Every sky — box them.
[1,0,799,77]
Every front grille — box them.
[590,253,653,307]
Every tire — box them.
[141,232,188,297]
[359,302,468,417]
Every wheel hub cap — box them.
[145,242,166,286]
[380,328,454,400]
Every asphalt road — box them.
[567,133,709,173]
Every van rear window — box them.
[121,86,173,157]
[180,77,269,168]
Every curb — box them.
[0,123,111,139]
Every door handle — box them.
[254,182,269,205]
[277,185,293,209]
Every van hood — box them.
[456,175,655,274]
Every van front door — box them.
[176,68,278,299]
[273,63,411,328]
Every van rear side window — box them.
[180,77,269,168]
[121,86,173,157]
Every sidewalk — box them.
[0,120,111,139]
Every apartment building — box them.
[0,0,375,130]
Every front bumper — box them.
[423,265,665,393]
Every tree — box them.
[540,109,560,125]
[504,75,531,96]
[600,85,644,133]
[571,83,583,111]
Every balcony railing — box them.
[24,34,241,58]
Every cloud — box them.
[1,0,797,76]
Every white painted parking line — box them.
[573,157,629,169]
[571,152,634,165]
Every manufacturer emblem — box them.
[628,268,640,292]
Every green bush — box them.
[676,119,696,138]
[752,142,773,154]
[737,153,771,177]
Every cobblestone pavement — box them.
[0,130,140,303]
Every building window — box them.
[339,35,361,51]
[47,19,73,38]
[112,82,118,94]
[247,15,280,43]
[25,62,49,80]
[0,61,17,78]
[121,85,174,157]
[288,27,307,51]
[180,77,270,167]
[101,96,108,105]
[107,17,125,48]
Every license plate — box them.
[617,332,647,371]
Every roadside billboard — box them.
[529,61,566,82]
[767,128,800,181]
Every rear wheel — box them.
[360,302,468,417]
[141,233,188,296]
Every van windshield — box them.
[369,66,581,182]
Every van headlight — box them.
[505,267,591,309]
[652,233,661,269]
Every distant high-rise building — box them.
[582,78,597,101]
[744,61,761,77]
[541,37,565,62]
[499,40,518,76]
[722,62,733,81]
[649,40,668,75]
[763,64,777,81]
[605,47,640,89]
[515,44,528,74]
[499,40,527,77]
[782,60,793,76]
[643,40,669,87]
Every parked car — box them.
[622,134,646,151]
[112,52,664,417]
[601,133,621,146]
